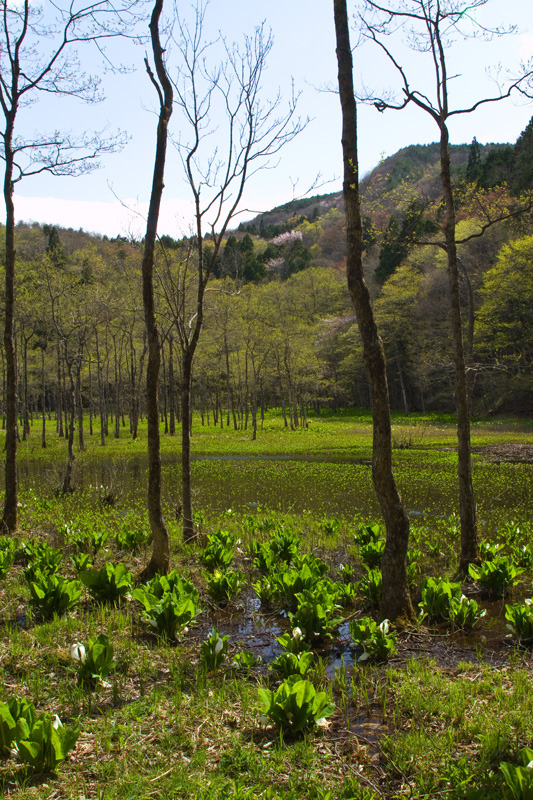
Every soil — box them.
[476,442,533,464]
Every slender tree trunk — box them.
[168,335,175,435]
[76,343,85,451]
[2,133,18,531]
[56,344,64,437]
[21,332,30,441]
[95,332,106,446]
[41,346,47,448]
[181,351,194,541]
[439,125,479,572]
[334,0,414,623]
[62,351,76,494]
[88,352,94,436]
[139,0,173,579]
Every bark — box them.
[41,347,47,448]
[439,126,479,571]
[181,351,194,541]
[333,0,414,623]
[2,125,18,531]
[139,0,173,580]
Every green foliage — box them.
[276,626,310,655]
[358,568,382,609]
[469,557,521,599]
[200,628,229,671]
[0,536,15,578]
[360,538,385,569]
[349,617,397,662]
[0,698,36,756]
[480,540,505,561]
[321,516,340,537]
[288,586,342,645]
[270,650,315,679]
[500,747,533,800]
[200,530,236,571]
[258,675,335,736]
[448,596,486,631]
[205,568,246,604]
[28,570,83,620]
[250,527,300,573]
[15,713,79,773]
[252,574,282,606]
[418,577,485,630]
[418,576,460,620]
[231,651,261,671]
[21,539,63,580]
[70,551,94,573]
[274,557,329,611]
[80,562,133,604]
[1,697,77,773]
[355,523,383,547]
[505,599,533,643]
[114,524,150,553]
[132,574,200,640]
[70,634,115,687]
[65,525,109,555]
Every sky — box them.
[10,0,533,240]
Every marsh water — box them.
[15,446,533,528]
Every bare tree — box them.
[139,0,173,579]
[333,0,414,622]
[0,0,131,531]
[355,0,533,572]
[161,5,305,542]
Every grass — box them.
[0,412,532,798]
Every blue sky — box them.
[12,0,533,239]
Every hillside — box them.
[239,140,505,236]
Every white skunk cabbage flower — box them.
[525,598,532,606]
[379,620,390,635]
[70,642,86,663]
[214,637,224,655]
[52,714,63,729]
[292,627,303,641]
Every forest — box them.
[4,125,533,447]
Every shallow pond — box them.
[14,445,533,530]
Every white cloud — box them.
[13,194,195,240]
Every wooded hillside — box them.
[3,122,533,444]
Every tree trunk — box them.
[41,347,47,448]
[334,0,414,623]
[139,0,173,580]
[62,350,76,494]
[76,343,85,451]
[168,335,176,435]
[181,351,194,541]
[439,125,479,572]
[2,132,18,532]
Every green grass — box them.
[0,412,532,798]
